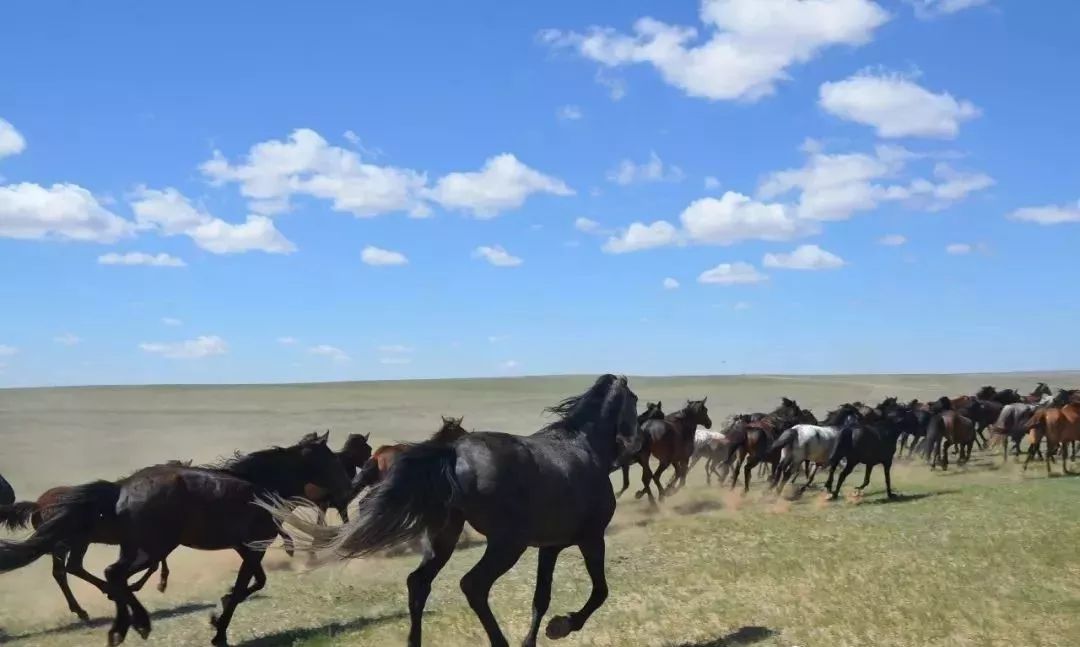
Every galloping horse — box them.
[726,398,814,493]
[1023,402,1080,475]
[638,399,712,500]
[301,432,373,524]
[768,422,840,496]
[261,374,644,647]
[0,432,353,647]
[823,407,903,500]
[924,411,975,470]
[352,417,468,493]
[616,401,664,503]
[988,402,1038,461]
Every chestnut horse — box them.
[1023,402,1080,475]
[726,398,815,493]
[637,399,712,500]
[924,411,975,470]
[352,417,468,493]
[302,432,373,524]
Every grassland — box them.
[2,373,1079,646]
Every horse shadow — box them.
[238,611,407,646]
[7,602,215,641]
[672,625,777,646]
[673,499,725,515]
[860,490,956,505]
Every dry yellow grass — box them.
[2,374,1079,646]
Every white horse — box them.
[688,428,731,485]
[768,424,841,495]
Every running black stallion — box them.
[0,431,353,647]
[260,374,643,647]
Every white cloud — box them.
[607,152,684,185]
[378,344,413,354]
[907,0,990,19]
[698,262,768,285]
[502,360,520,370]
[602,220,679,253]
[762,244,845,270]
[473,245,523,267]
[201,128,430,218]
[277,336,298,345]
[361,245,408,266]
[488,335,509,344]
[429,154,573,218]
[309,344,350,363]
[0,183,134,242]
[681,191,810,243]
[733,301,751,311]
[343,130,361,145]
[129,187,295,255]
[663,277,680,290]
[704,176,721,190]
[945,242,972,255]
[54,333,81,346]
[0,118,27,159]
[0,344,18,357]
[557,105,583,121]
[1009,201,1080,225]
[820,70,980,139]
[162,317,183,326]
[595,69,628,101]
[759,145,992,220]
[879,234,907,246]
[543,0,889,102]
[574,216,602,233]
[140,335,227,359]
[98,252,187,267]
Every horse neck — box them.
[222,450,307,497]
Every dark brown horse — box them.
[0,432,353,646]
[0,484,171,622]
[352,417,469,494]
[726,398,815,493]
[1023,402,1080,475]
[637,399,712,500]
[616,401,664,504]
[302,432,373,524]
[924,411,975,470]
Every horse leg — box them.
[128,561,159,592]
[210,547,266,647]
[742,456,757,494]
[50,546,90,622]
[637,458,656,507]
[883,461,896,499]
[728,452,745,490]
[157,558,170,593]
[856,464,874,491]
[546,536,608,641]
[652,461,670,500]
[800,464,820,495]
[105,542,156,645]
[278,529,296,558]
[460,540,527,647]
[407,511,464,647]
[830,462,857,500]
[64,541,109,595]
[523,545,565,647]
[616,464,631,498]
[941,440,951,471]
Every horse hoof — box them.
[209,611,220,629]
[75,609,91,623]
[211,637,229,647]
[108,630,126,647]
[157,582,167,593]
[633,491,645,500]
[134,624,151,640]
[545,615,574,640]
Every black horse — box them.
[0,432,352,646]
[261,374,642,647]
[725,398,815,493]
[616,400,664,504]
[823,408,901,500]
[0,471,13,506]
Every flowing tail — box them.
[0,481,119,573]
[0,501,38,532]
[768,428,798,455]
[258,442,460,561]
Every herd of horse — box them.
[0,376,1077,646]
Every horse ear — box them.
[319,430,330,444]
[702,396,707,404]
[657,400,662,409]
[362,432,370,441]
[456,416,464,425]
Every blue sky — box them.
[2,0,1079,387]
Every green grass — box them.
[8,453,1073,647]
